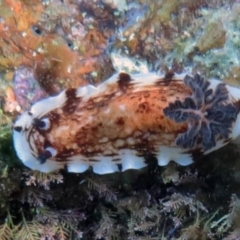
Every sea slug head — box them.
[12,83,98,173]
[12,90,69,172]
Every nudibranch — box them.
[12,72,240,174]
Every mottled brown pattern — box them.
[136,102,151,114]
[29,77,191,162]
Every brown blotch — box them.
[118,72,132,92]
[161,96,167,102]
[144,93,150,98]
[164,71,175,80]
[91,126,99,131]
[62,88,80,114]
[65,88,77,99]
[136,102,151,113]
[234,100,240,112]
[116,117,125,126]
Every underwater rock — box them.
[195,21,226,53]
[13,68,47,111]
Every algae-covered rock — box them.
[196,21,226,53]
[1,0,240,239]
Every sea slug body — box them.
[12,72,240,174]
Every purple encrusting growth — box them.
[13,68,47,111]
[163,74,238,151]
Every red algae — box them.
[13,68,47,111]
[0,0,115,93]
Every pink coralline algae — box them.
[13,68,47,111]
